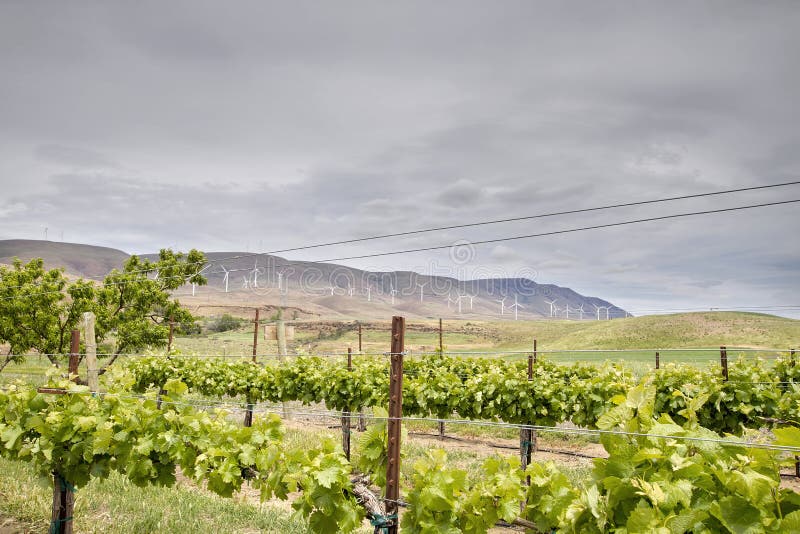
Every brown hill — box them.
[0,239,129,279]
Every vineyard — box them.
[2,317,800,533]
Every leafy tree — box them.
[208,313,245,333]
[0,258,95,369]
[0,249,207,372]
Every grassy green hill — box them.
[490,311,799,350]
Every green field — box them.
[2,312,797,383]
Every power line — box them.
[261,180,800,256]
[14,180,798,281]
[306,199,800,263]
[1,198,797,302]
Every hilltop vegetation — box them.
[487,311,800,350]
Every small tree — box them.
[0,249,207,372]
[0,259,95,369]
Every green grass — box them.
[173,311,800,357]
[0,457,311,534]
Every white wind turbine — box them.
[578,304,585,320]
[364,287,372,301]
[593,304,602,320]
[497,296,507,316]
[276,270,285,292]
[446,294,455,310]
[390,288,398,305]
[249,261,261,288]
[604,306,611,320]
[416,281,428,302]
[508,295,524,321]
[328,285,337,296]
[220,266,230,293]
[545,299,558,318]
[466,294,475,310]
[563,304,572,319]
[347,284,355,297]
[242,275,250,289]
[455,294,464,314]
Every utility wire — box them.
[260,180,800,255]
[8,180,797,281]
[308,199,800,262]
[1,198,798,302]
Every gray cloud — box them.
[0,1,798,316]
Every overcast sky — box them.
[1,1,798,316]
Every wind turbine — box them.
[563,304,571,319]
[497,296,507,316]
[242,275,250,289]
[455,294,464,314]
[249,261,261,288]
[466,294,475,311]
[416,281,428,302]
[545,299,558,318]
[347,284,355,297]
[221,265,230,293]
[390,288,397,305]
[593,304,602,320]
[446,294,455,310]
[276,271,285,292]
[578,304,585,320]
[328,285,337,296]
[364,287,372,301]
[604,306,611,320]
[508,295,524,321]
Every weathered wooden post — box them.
[384,316,405,534]
[520,339,536,478]
[50,472,75,534]
[720,346,728,381]
[167,316,175,352]
[68,330,80,383]
[252,308,260,363]
[82,313,98,392]
[277,319,290,420]
[342,347,353,460]
[438,318,446,438]
[655,351,660,370]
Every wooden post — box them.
[83,312,98,391]
[655,351,660,370]
[51,472,75,534]
[252,308,260,363]
[438,318,446,438]
[342,347,353,460]
[520,339,535,480]
[244,395,254,427]
[68,330,80,383]
[533,338,537,365]
[720,346,728,381]
[358,323,363,352]
[791,348,796,367]
[385,316,405,534]
[277,320,289,419]
[167,316,174,352]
